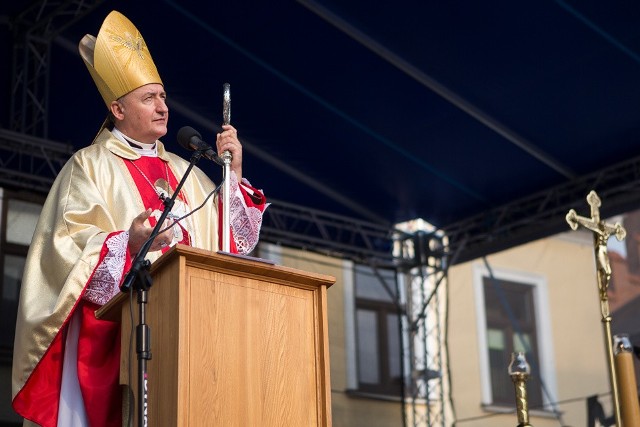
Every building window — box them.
[483,277,542,408]
[473,264,557,412]
[0,191,42,362]
[354,264,402,396]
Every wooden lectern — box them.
[96,244,334,426]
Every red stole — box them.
[124,156,191,248]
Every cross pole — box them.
[566,190,626,426]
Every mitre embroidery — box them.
[110,32,146,59]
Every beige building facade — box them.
[448,232,610,426]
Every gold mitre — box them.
[79,10,163,107]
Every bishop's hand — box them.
[128,208,173,254]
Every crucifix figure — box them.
[566,190,626,426]
[566,190,626,305]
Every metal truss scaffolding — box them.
[0,127,74,193]
[263,153,640,275]
[395,229,450,427]
[260,198,398,268]
[445,153,640,264]
[10,0,105,137]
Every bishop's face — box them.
[115,83,169,143]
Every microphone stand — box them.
[120,150,203,427]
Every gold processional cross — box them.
[566,190,626,426]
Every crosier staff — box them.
[221,82,231,252]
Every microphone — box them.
[177,126,224,166]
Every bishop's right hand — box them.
[128,208,173,254]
